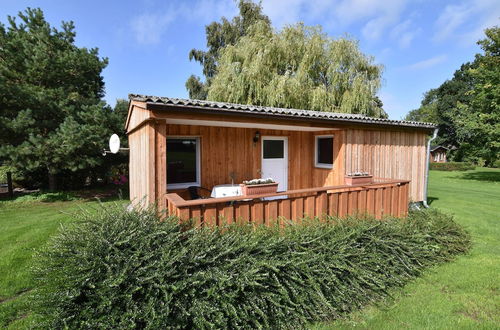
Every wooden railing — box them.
[166,179,410,226]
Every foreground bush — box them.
[32,205,470,329]
[430,162,475,171]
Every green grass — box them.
[317,167,500,329]
[0,196,124,328]
[0,168,498,328]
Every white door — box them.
[261,137,288,192]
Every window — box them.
[263,139,284,159]
[315,135,334,168]
[167,137,200,189]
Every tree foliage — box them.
[207,23,385,117]
[186,0,270,99]
[405,26,499,166]
[457,26,500,166]
[0,8,123,189]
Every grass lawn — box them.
[0,194,124,329]
[0,168,499,328]
[318,167,500,329]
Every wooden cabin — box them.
[430,146,448,163]
[126,94,436,225]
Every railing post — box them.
[7,172,13,199]
[164,179,411,227]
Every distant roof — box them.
[431,146,449,152]
[129,94,437,130]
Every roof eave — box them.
[145,102,437,132]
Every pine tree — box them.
[0,8,111,190]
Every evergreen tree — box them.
[186,0,270,99]
[0,8,110,189]
[208,22,384,117]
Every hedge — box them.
[430,162,475,171]
[31,205,470,329]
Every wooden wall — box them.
[165,124,345,192]
[129,118,429,206]
[128,123,152,206]
[129,120,167,208]
[344,129,427,202]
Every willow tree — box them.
[208,23,385,117]
[186,0,270,99]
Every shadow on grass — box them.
[459,171,500,182]
[1,187,128,203]
[427,196,439,205]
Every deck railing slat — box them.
[165,180,410,226]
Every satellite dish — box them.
[109,134,120,154]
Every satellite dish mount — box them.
[103,134,129,156]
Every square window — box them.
[263,140,284,159]
[167,137,200,189]
[315,136,333,168]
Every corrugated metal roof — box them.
[129,94,436,130]
[431,146,449,152]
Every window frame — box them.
[314,135,334,169]
[166,136,201,190]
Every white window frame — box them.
[314,135,334,169]
[166,136,201,190]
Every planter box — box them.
[345,175,373,186]
[240,182,278,196]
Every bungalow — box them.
[125,94,436,225]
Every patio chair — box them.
[187,186,211,200]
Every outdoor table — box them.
[210,184,242,198]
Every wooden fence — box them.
[165,179,410,226]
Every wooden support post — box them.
[7,172,13,198]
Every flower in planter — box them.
[242,178,276,185]
[347,171,370,177]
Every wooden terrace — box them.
[166,178,410,226]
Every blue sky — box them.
[2,0,499,119]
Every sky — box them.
[1,0,499,119]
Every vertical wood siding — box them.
[165,124,345,191]
[129,121,427,207]
[128,123,153,205]
[345,129,427,202]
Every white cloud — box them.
[260,0,307,28]
[357,0,408,41]
[390,19,421,48]
[261,0,411,41]
[433,0,500,44]
[130,0,237,45]
[406,54,447,70]
[131,12,176,45]
[433,3,472,42]
[189,0,238,24]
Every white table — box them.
[210,184,242,198]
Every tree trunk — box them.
[48,172,57,191]
[7,172,13,198]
